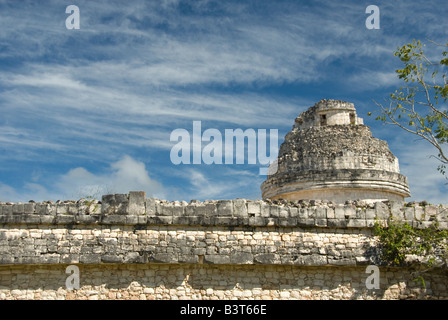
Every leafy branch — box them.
[371,39,448,176]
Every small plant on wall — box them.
[373,218,448,285]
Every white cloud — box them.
[0,155,164,202]
[347,71,402,91]
[7,73,88,90]
[56,155,165,199]
[0,125,66,150]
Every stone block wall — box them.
[2,264,446,300]
[0,192,447,300]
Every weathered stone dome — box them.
[261,99,411,203]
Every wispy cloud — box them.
[0,0,447,203]
[166,166,264,201]
[0,155,164,202]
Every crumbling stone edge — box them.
[0,191,446,229]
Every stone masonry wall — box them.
[0,192,447,300]
[2,264,446,300]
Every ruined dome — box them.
[261,99,411,203]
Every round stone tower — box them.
[261,99,411,203]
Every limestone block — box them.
[254,253,281,264]
[328,257,356,266]
[144,198,156,215]
[437,222,448,229]
[260,202,271,217]
[366,220,376,227]
[2,205,12,215]
[128,191,145,215]
[114,194,129,215]
[314,219,327,227]
[279,218,296,227]
[204,254,230,264]
[124,252,144,263]
[76,216,98,224]
[34,204,46,215]
[102,215,126,224]
[78,254,100,264]
[298,254,327,266]
[315,208,327,219]
[233,199,247,218]
[298,219,315,227]
[355,209,366,219]
[298,208,309,221]
[248,216,265,226]
[425,205,437,215]
[279,207,289,218]
[23,215,40,224]
[247,201,261,217]
[12,204,24,215]
[334,206,345,219]
[178,254,199,264]
[125,216,139,225]
[343,207,356,219]
[390,201,405,219]
[216,200,233,216]
[436,209,448,222]
[404,207,415,220]
[265,217,278,227]
[346,219,366,228]
[191,204,208,217]
[327,219,348,228]
[413,221,433,229]
[170,216,187,225]
[60,254,80,264]
[68,204,78,215]
[166,205,184,217]
[101,194,116,215]
[138,216,147,224]
[269,205,279,218]
[289,207,299,218]
[56,204,68,215]
[39,254,61,264]
[326,208,335,219]
[24,203,35,214]
[307,208,316,218]
[186,216,203,225]
[149,216,173,225]
[374,202,390,219]
[411,206,424,222]
[365,209,376,219]
[230,252,254,264]
[55,215,75,224]
[205,203,218,216]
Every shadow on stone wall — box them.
[1,264,446,300]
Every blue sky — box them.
[0,0,447,204]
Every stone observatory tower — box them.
[261,99,411,203]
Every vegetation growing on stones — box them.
[373,218,448,285]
